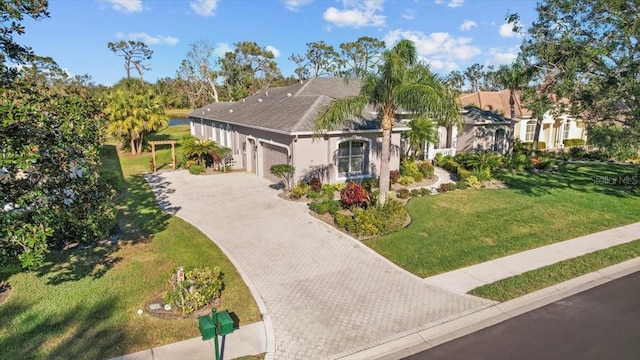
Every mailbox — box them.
[198,314,216,340]
[216,310,235,336]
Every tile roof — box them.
[459,90,532,119]
[187,77,376,134]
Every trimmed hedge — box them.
[563,138,586,147]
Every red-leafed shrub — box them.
[340,182,370,209]
[308,177,322,192]
[390,170,400,184]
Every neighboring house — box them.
[459,90,587,149]
[414,106,513,160]
[187,77,407,185]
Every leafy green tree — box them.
[463,63,484,92]
[339,36,385,78]
[104,80,169,155]
[445,70,465,92]
[289,41,342,79]
[269,164,295,190]
[0,0,49,87]
[107,40,153,81]
[510,0,640,155]
[218,41,282,100]
[1,69,116,268]
[315,40,461,204]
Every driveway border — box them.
[341,256,640,359]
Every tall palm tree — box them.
[314,39,461,204]
[496,61,535,150]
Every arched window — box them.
[337,139,368,177]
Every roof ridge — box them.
[293,78,314,96]
[291,94,327,132]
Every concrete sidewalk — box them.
[424,222,640,293]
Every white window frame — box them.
[525,122,536,142]
[336,138,371,180]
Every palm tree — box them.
[104,85,169,154]
[496,61,534,149]
[403,117,439,159]
[314,39,461,204]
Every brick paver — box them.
[147,171,493,359]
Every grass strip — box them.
[469,239,640,302]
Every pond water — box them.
[169,118,190,126]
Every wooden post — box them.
[171,143,176,170]
[151,143,157,172]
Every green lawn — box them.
[367,162,640,278]
[165,108,192,118]
[0,125,260,359]
[470,239,640,301]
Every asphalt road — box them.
[405,271,640,360]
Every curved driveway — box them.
[147,171,493,360]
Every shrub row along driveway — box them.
[147,171,493,359]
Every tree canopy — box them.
[511,0,640,152]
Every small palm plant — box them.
[182,136,218,167]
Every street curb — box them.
[341,257,640,360]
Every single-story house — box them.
[459,90,587,149]
[187,77,407,185]
[414,106,514,160]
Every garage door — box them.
[262,143,289,183]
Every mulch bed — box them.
[145,293,222,319]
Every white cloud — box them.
[499,22,521,38]
[213,42,233,57]
[384,29,481,62]
[190,0,219,17]
[402,9,415,20]
[460,20,477,31]
[485,48,518,66]
[117,32,179,45]
[265,45,281,58]
[103,0,143,14]
[422,58,459,72]
[323,0,386,28]
[434,0,465,8]
[282,0,313,11]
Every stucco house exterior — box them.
[459,90,587,149]
[418,106,513,160]
[187,77,407,185]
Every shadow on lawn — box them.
[0,296,127,360]
[497,162,639,198]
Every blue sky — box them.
[19,0,538,86]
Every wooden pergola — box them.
[149,140,177,172]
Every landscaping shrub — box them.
[397,175,415,186]
[389,170,400,184]
[189,165,204,175]
[569,146,587,159]
[438,156,461,173]
[309,199,340,215]
[289,183,311,199]
[563,138,586,147]
[339,199,408,237]
[361,177,379,192]
[419,162,435,178]
[464,175,481,188]
[340,182,370,209]
[440,182,458,192]
[456,166,471,182]
[396,188,410,199]
[521,141,546,150]
[400,158,423,181]
[163,266,225,315]
[470,168,491,181]
[269,164,295,190]
[308,177,322,192]
[419,187,431,196]
[456,180,468,190]
[410,189,421,197]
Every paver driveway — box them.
[147,171,493,359]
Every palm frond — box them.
[313,94,370,134]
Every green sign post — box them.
[198,308,235,360]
